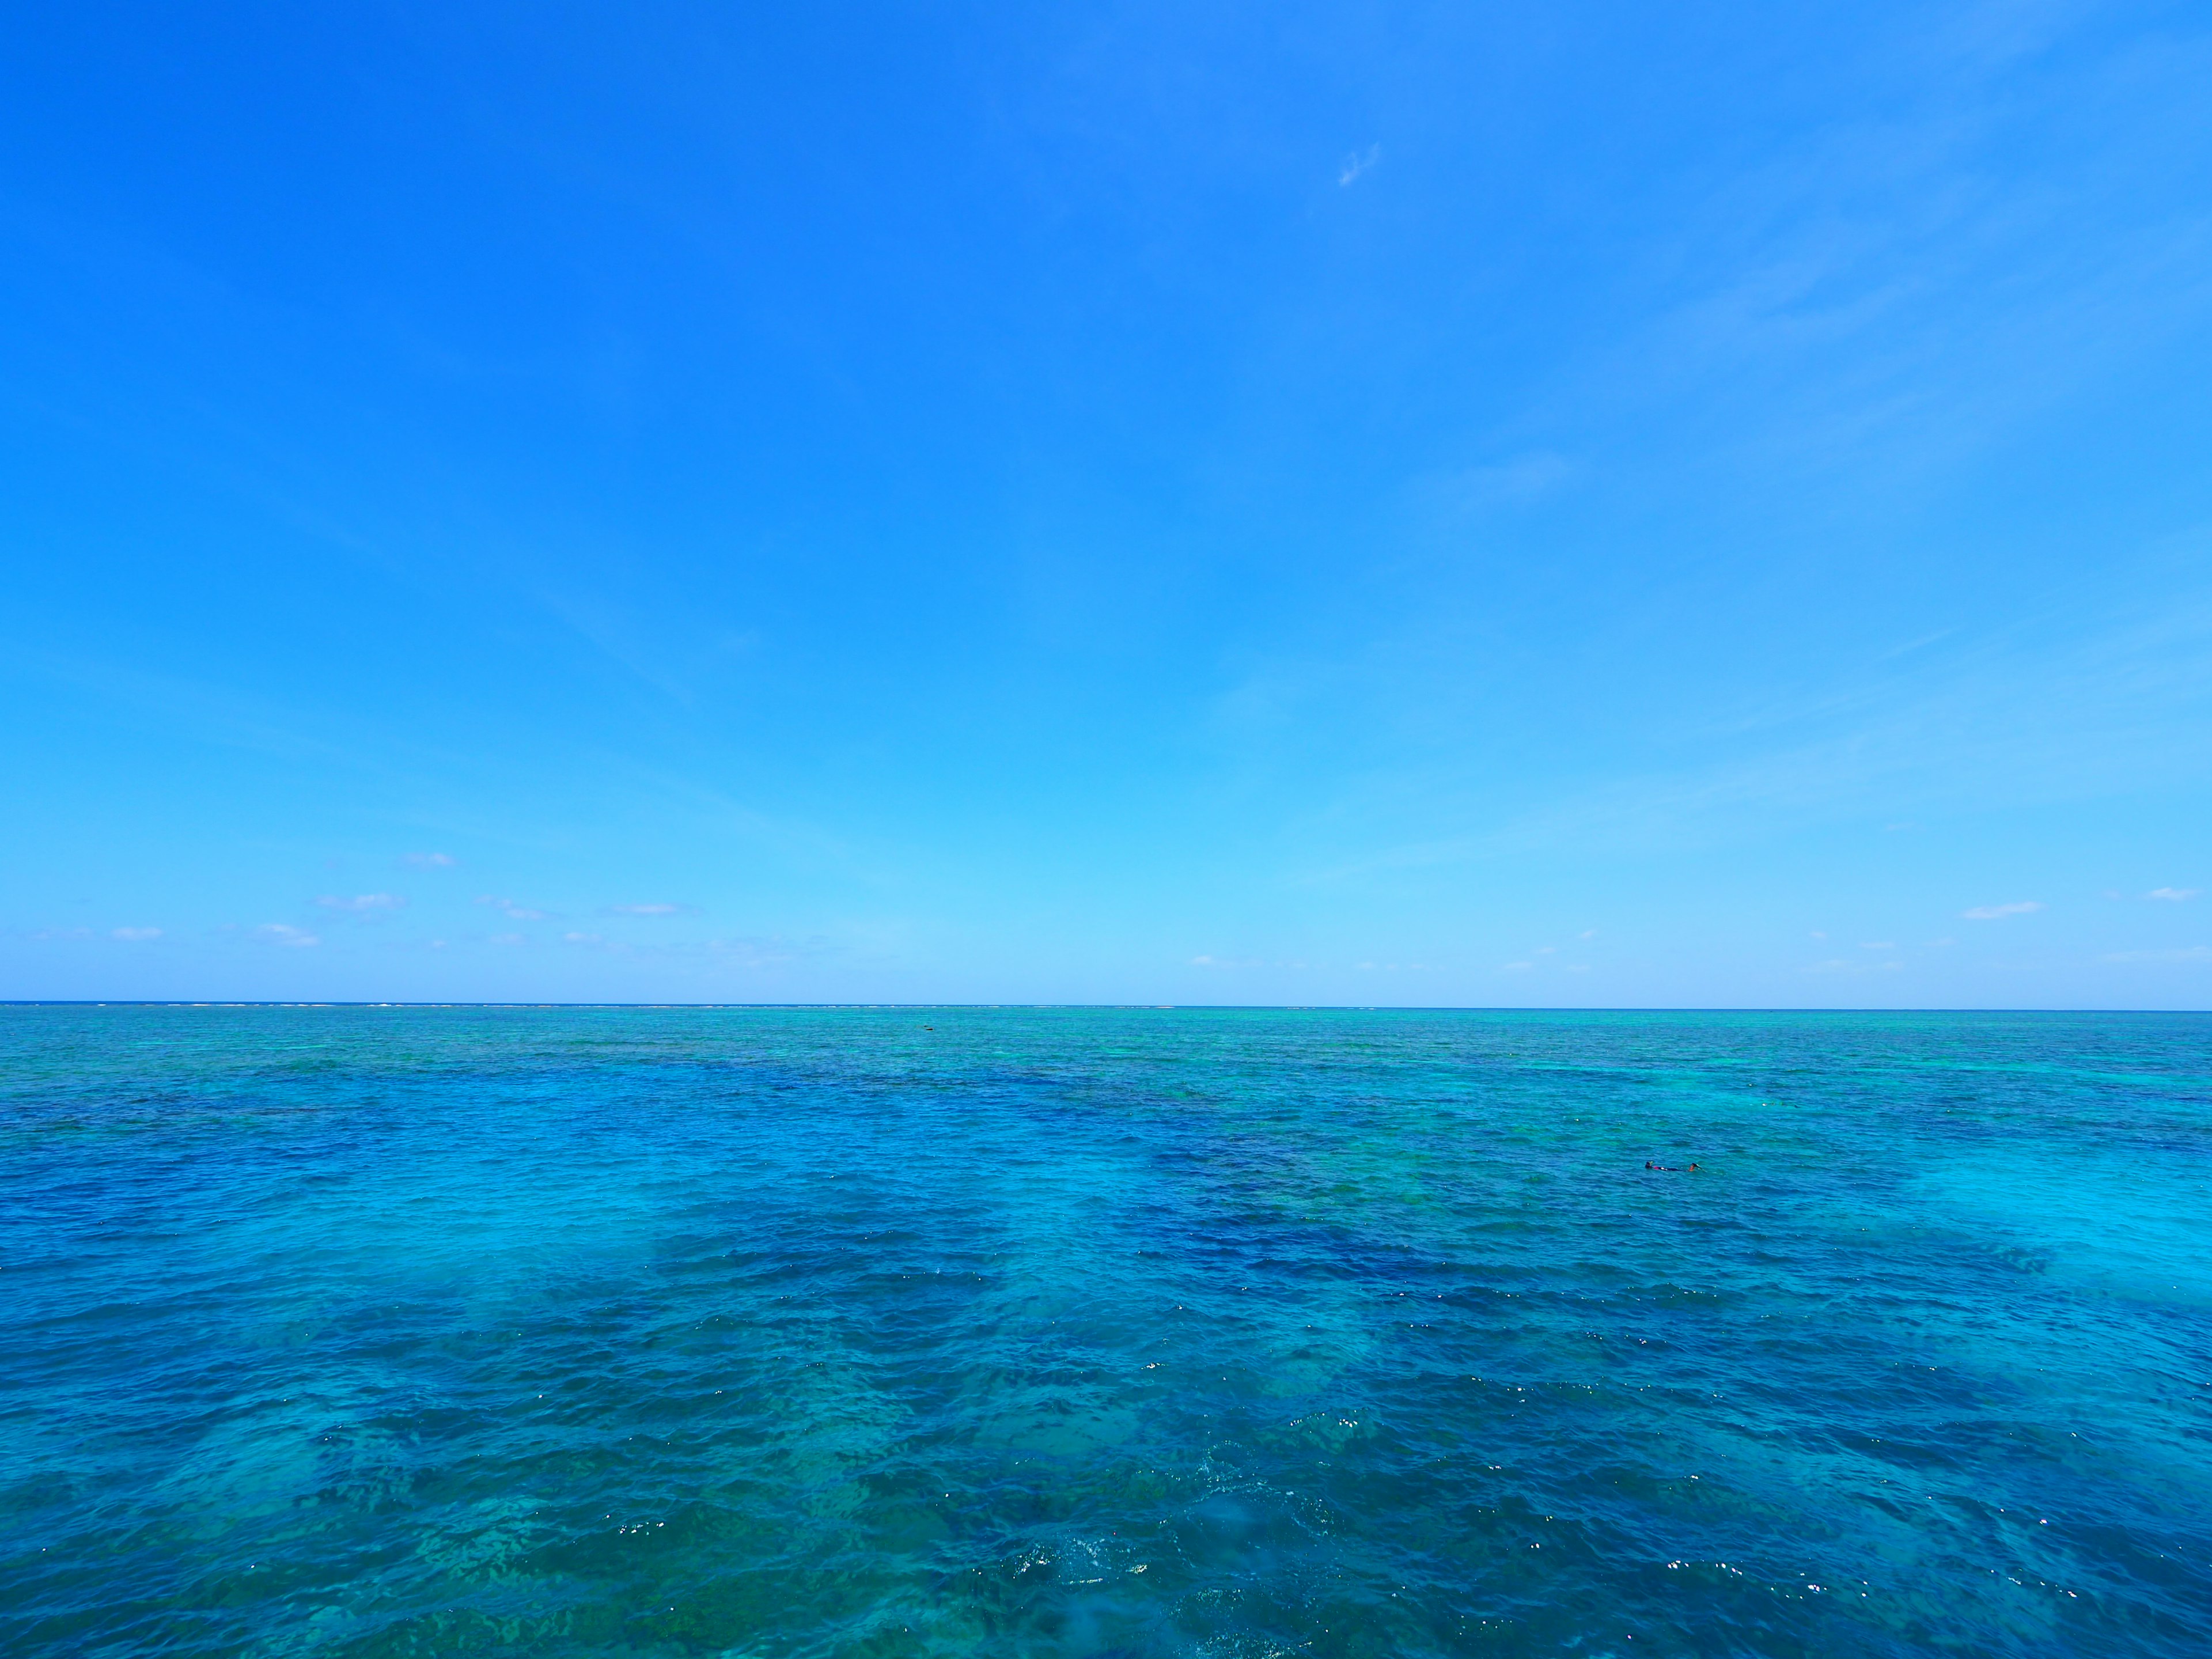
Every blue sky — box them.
[5,1,2210,1007]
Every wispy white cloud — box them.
[32,926,94,941]
[1963,900,2043,920]
[319,892,406,913]
[1428,451,1576,516]
[700,935,799,967]
[2146,887,2201,902]
[1298,569,2212,884]
[1860,940,1895,950]
[488,931,527,947]
[1338,143,1380,186]
[476,895,548,921]
[255,923,320,948]
[2102,946,2212,963]
[402,851,456,868]
[111,926,162,941]
[19,649,365,770]
[537,589,696,705]
[604,902,697,916]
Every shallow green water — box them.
[2,1005,2207,1656]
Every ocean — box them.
[2,1004,2206,1657]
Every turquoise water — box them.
[2,1006,2208,1657]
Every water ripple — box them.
[1,1005,2207,1657]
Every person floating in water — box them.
[1646,1160,1702,1171]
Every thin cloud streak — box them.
[318,893,406,912]
[1296,575,2212,881]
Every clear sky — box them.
[4,1,2209,1008]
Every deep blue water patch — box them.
[1,1005,2207,1657]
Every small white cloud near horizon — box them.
[319,893,406,913]
[2146,887,2201,902]
[1810,930,1827,940]
[255,923,320,948]
[111,926,162,941]
[1578,929,1597,940]
[1338,142,1380,185]
[1963,900,2044,920]
[402,851,457,868]
[477,895,548,921]
[604,902,696,916]
[1502,960,1534,972]
[2103,946,2212,963]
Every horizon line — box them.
[2,1001,2205,1016]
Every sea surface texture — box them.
[2,1006,2209,1658]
